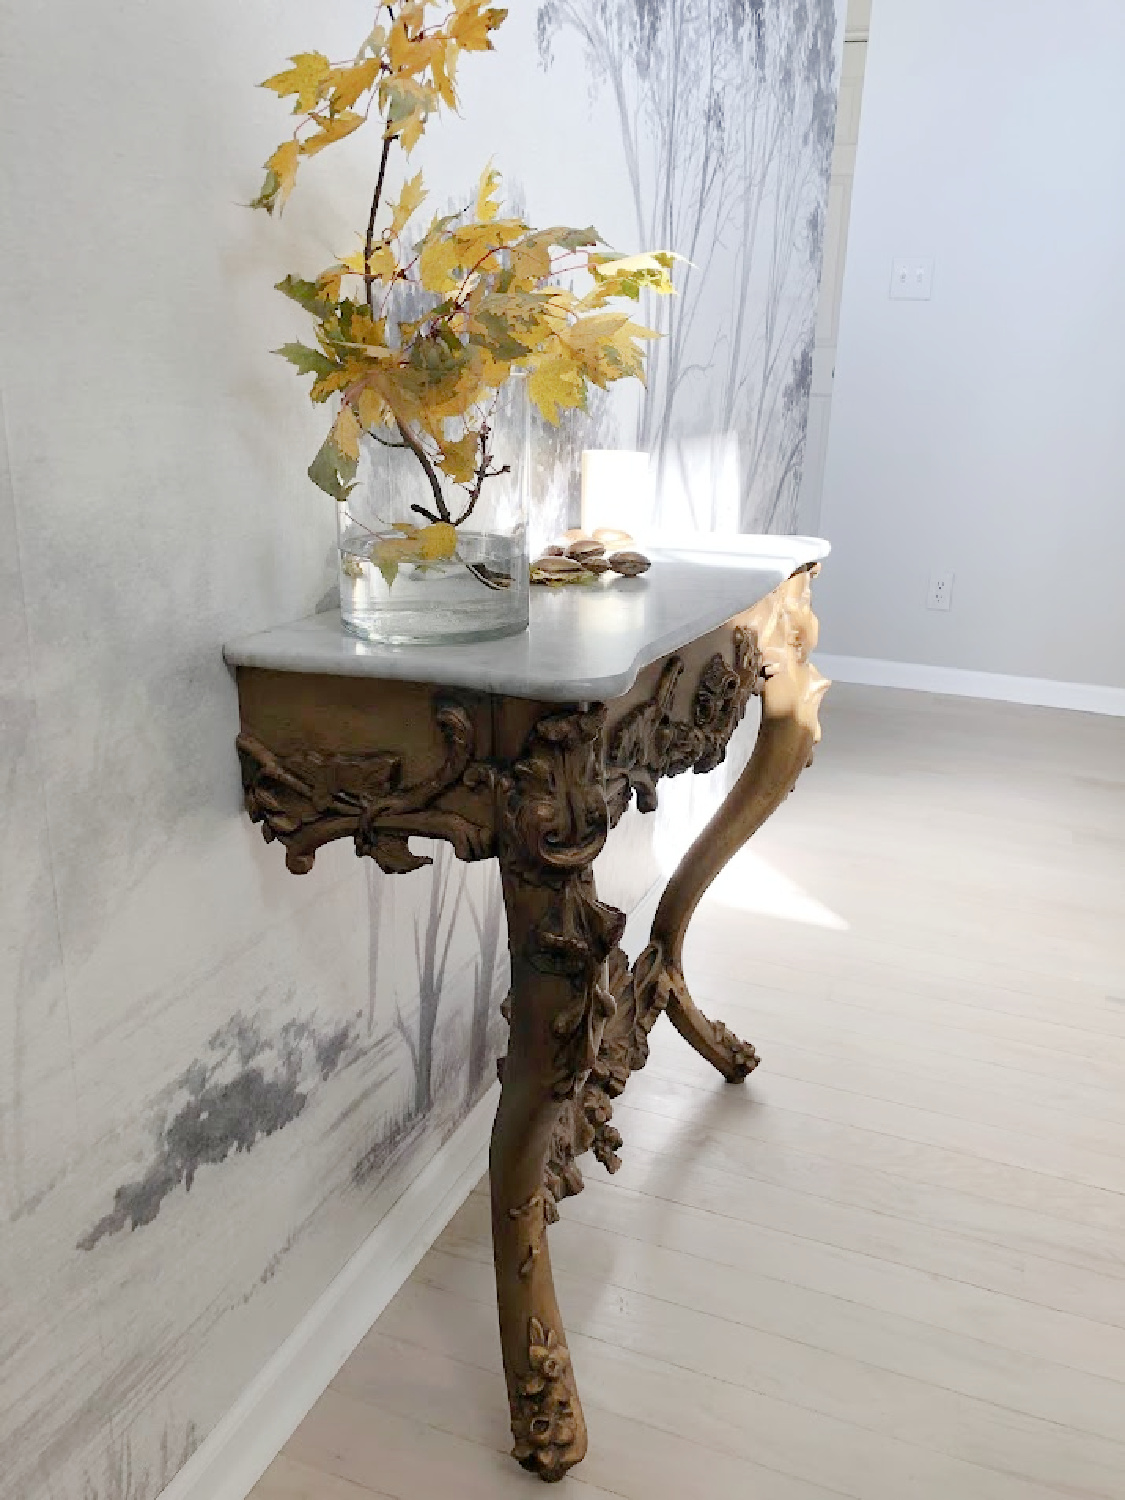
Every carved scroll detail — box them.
[511,1317,579,1481]
[236,701,493,875]
[499,707,626,1100]
[606,625,763,821]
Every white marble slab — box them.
[223,537,830,703]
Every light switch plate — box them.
[890,258,934,300]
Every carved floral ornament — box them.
[512,1316,578,1480]
[606,625,764,820]
[498,706,626,1101]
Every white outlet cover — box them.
[926,571,955,611]
[890,257,935,300]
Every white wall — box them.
[816,0,1125,689]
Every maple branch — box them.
[395,418,451,522]
[451,422,510,526]
[365,131,396,312]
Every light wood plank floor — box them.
[252,686,1125,1500]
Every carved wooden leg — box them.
[649,569,831,1082]
[492,706,624,1482]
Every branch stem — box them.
[364,131,395,312]
[395,419,451,521]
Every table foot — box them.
[661,959,760,1082]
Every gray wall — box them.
[815,0,1125,688]
[0,4,841,1496]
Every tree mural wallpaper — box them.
[0,4,842,1497]
[538,0,839,531]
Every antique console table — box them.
[223,539,830,1483]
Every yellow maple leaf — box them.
[301,110,365,155]
[261,52,332,113]
[356,386,391,430]
[315,265,344,302]
[507,231,553,286]
[332,404,362,461]
[590,251,679,300]
[430,37,459,109]
[476,162,501,224]
[386,16,416,75]
[606,318,660,379]
[438,432,480,483]
[341,244,397,282]
[390,171,427,237]
[418,233,466,294]
[451,5,507,52]
[381,78,438,152]
[310,355,371,404]
[263,140,299,212]
[399,106,429,153]
[415,521,458,560]
[527,351,586,425]
[327,57,380,112]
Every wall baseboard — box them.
[160,1083,499,1500]
[816,654,1125,718]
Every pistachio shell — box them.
[593,527,634,546]
[566,538,606,561]
[544,545,566,556]
[585,556,612,574]
[608,550,651,577]
[560,528,589,544]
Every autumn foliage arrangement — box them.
[251,1,674,594]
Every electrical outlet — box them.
[926,571,954,611]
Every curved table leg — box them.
[649,569,831,1082]
[493,706,624,1482]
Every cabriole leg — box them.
[651,569,830,1081]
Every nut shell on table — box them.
[532,554,583,577]
[608,550,652,577]
[566,538,606,562]
[585,556,613,574]
[593,527,634,547]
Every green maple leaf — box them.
[307,435,357,501]
[276,274,337,319]
[276,342,336,379]
[469,310,531,362]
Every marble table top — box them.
[223,536,829,703]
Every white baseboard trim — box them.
[817,654,1125,718]
[160,1082,499,1500]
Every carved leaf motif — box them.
[501,706,626,1103]
[237,700,492,873]
[606,626,763,819]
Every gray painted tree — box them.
[538,0,838,531]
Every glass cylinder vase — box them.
[336,380,531,645]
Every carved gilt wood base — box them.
[232,568,828,1484]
